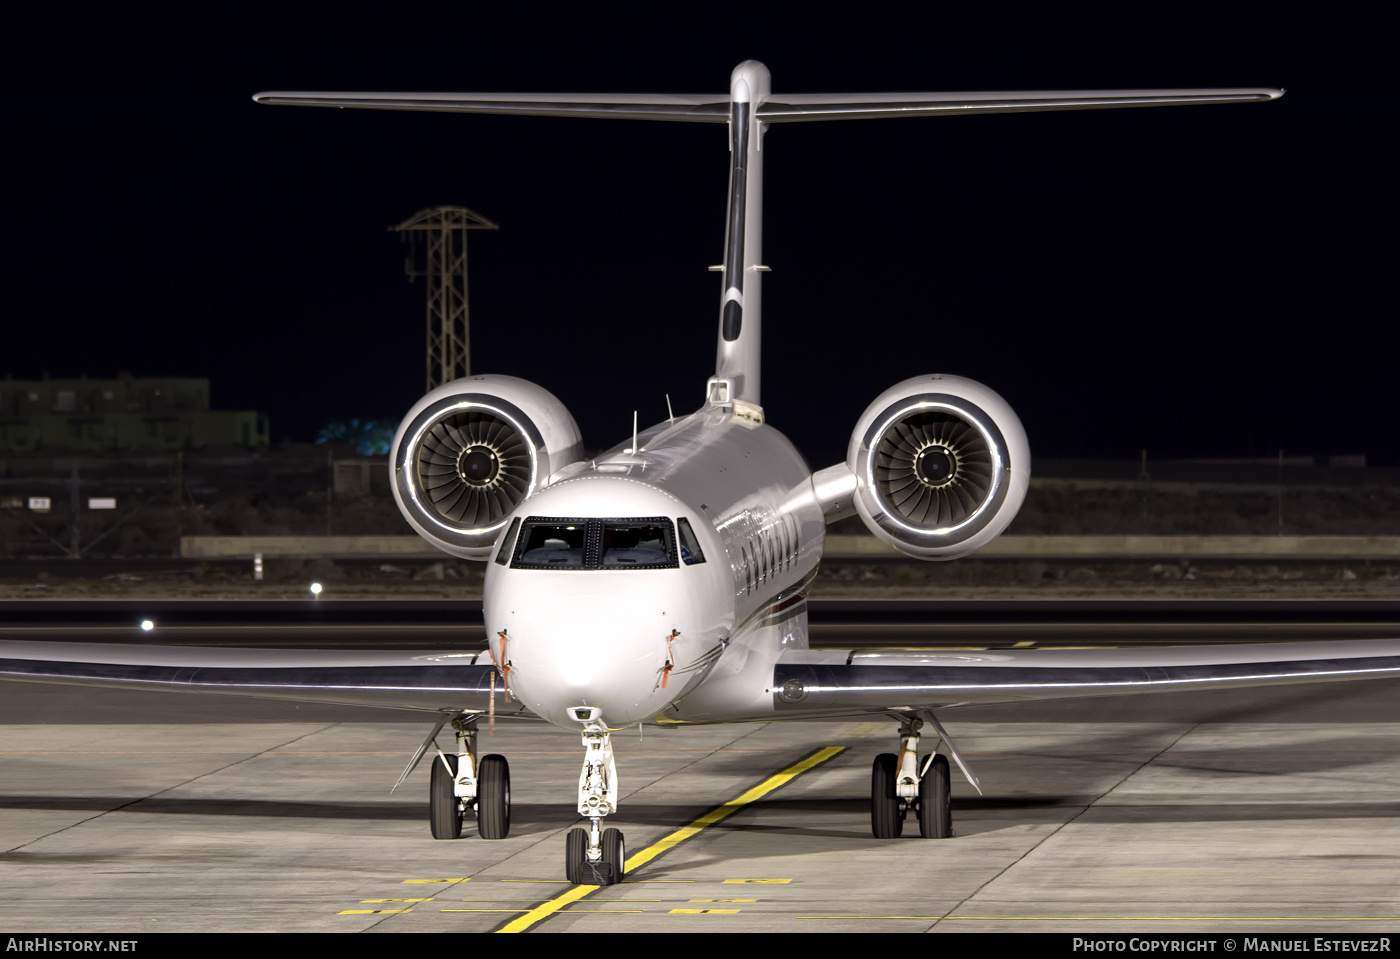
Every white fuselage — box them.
[483,407,826,729]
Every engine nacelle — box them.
[390,375,585,560]
[847,374,1029,561]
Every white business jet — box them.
[5,63,1397,886]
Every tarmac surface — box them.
[2,602,1399,933]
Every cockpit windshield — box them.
[517,522,588,567]
[601,522,670,567]
[511,517,677,570]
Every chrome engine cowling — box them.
[390,375,584,560]
[847,375,1029,560]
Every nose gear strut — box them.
[566,707,626,885]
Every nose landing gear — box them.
[565,707,626,885]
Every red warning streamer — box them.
[661,629,679,688]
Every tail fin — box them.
[256,72,1282,411]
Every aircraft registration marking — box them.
[494,745,843,933]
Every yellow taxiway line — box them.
[495,745,844,933]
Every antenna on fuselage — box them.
[666,394,674,424]
[627,410,639,454]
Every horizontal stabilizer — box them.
[252,91,731,122]
[756,88,1283,122]
[254,88,1282,124]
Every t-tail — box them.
[254,66,1281,414]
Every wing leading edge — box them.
[773,640,1400,717]
[0,641,527,715]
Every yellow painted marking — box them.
[671,908,741,914]
[497,745,843,934]
[361,898,432,903]
[722,878,791,884]
[339,909,412,914]
[1011,641,1036,648]
[944,916,1400,922]
[500,878,570,883]
[843,721,885,739]
[797,916,1400,922]
[690,899,756,903]
[441,909,533,913]
[563,909,644,914]
[798,915,942,920]
[403,878,469,884]
[624,747,844,875]
[496,884,600,932]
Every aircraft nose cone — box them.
[503,588,682,728]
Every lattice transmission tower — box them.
[391,206,499,390]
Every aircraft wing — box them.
[0,640,528,716]
[252,88,1281,123]
[772,640,1400,716]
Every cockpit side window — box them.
[510,516,677,570]
[493,517,521,566]
[676,517,706,565]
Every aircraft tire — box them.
[429,753,462,840]
[477,754,511,839]
[601,827,626,884]
[871,753,903,838]
[918,754,952,839]
[565,828,588,884]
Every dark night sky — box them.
[8,9,1389,468]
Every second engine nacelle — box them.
[390,375,585,560]
[847,374,1029,560]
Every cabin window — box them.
[511,516,677,570]
[676,518,706,565]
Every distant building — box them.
[0,373,269,453]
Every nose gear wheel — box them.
[566,711,625,885]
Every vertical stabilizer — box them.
[709,61,770,409]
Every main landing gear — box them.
[871,715,952,839]
[564,707,626,885]
[428,714,511,840]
